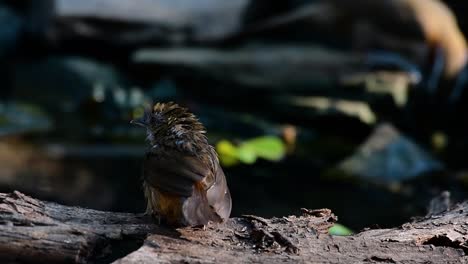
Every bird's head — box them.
[131,102,205,143]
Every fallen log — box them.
[132,46,364,90]
[132,46,420,96]
[53,0,250,44]
[116,207,468,263]
[0,191,467,263]
[0,191,161,263]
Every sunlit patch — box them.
[216,136,286,167]
[132,107,145,120]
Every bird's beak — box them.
[130,117,146,127]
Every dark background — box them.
[1,0,468,231]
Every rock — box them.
[338,123,443,182]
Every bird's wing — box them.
[182,162,231,225]
[143,150,209,197]
[206,163,232,221]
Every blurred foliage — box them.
[341,71,416,107]
[0,102,51,136]
[286,96,377,125]
[216,136,286,167]
[431,131,448,153]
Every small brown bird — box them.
[132,102,232,226]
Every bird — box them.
[131,102,232,226]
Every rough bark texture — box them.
[1,191,468,263]
[0,191,163,264]
[116,208,468,264]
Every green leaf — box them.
[216,140,239,167]
[236,144,257,164]
[241,136,285,161]
[329,223,353,236]
[216,136,286,167]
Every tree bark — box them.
[0,191,162,263]
[0,191,467,264]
